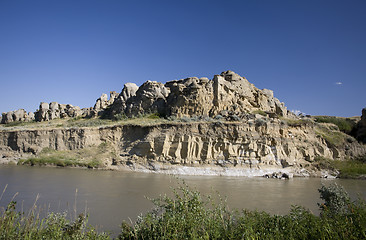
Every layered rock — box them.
[1,119,365,176]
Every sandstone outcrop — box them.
[0,70,365,177]
[103,71,290,119]
[1,118,365,176]
[34,102,84,121]
[1,109,34,124]
[0,71,292,123]
[94,91,118,112]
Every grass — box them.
[0,120,37,128]
[0,188,109,240]
[0,202,110,239]
[315,124,347,147]
[17,143,115,169]
[333,156,366,179]
[314,116,356,134]
[280,118,314,127]
[313,156,366,179]
[252,109,267,116]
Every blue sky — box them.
[0,0,365,117]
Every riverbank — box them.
[2,148,366,179]
[2,149,366,179]
[0,156,335,179]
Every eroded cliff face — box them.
[1,119,365,177]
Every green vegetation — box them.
[1,120,37,128]
[252,110,267,116]
[0,201,109,239]
[17,144,115,169]
[65,117,113,128]
[315,125,347,147]
[333,156,366,179]
[119,183,366,240]
[313,156,366,179]
[281,118,314,127]
[314,116,356,134]
[1,183,365,239]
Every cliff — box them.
[1,70,365,177]
[1,117,365,177]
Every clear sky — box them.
[0,0,365,117]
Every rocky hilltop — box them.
[0,71,291,123]
[0,71,365,177]
[104,70,290,119]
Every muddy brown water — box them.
[0,165,365,236]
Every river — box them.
[0,165,365,236]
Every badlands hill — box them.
[0,71,365,177]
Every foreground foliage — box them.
[1,183,365,239]
[119,182,366,240]
[0,202,109,240]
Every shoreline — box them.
[0,157,340,179]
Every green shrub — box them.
[253,110,267,116]
[314,116,356,134]
[119,182,366,240]
[113,113,127,121]
[284,118,313,127]
[318,183,350,215]
[315,126,346,147]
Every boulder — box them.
[125,80,170,117]
[1,112,13,124]
[13,109,28,122]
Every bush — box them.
[318,183,350,215]
[315,126,346,147]
[314,116,356,134]
[253,110,267,116]
[119,182,366,240]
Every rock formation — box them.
[0,70,365,177]
[1,71,292,123]
[34,102,84,121]
[1,109,34,124]
[0,119,365,177]
[103,71,290,119]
